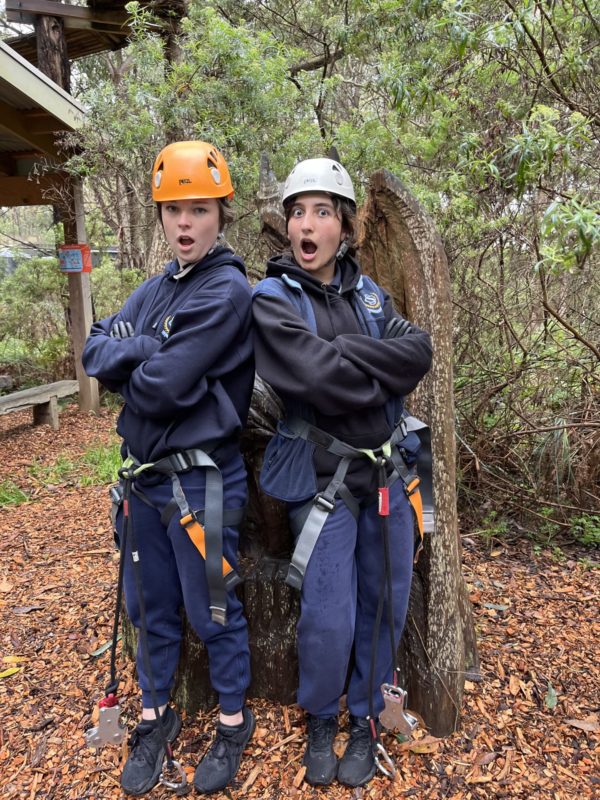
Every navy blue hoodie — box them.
[83,247,254,466]
[252,253,432,495]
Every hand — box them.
[110,321,135,339]
[384,315,412,339]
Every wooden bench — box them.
[0,380,79,430]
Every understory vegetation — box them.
[0,0,598,543]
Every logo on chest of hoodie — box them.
[359,291,383,314]
[161,315,174,339]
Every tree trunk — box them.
[358,169,478,735]
[34,16,70,93]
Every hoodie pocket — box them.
[260,421,317,502]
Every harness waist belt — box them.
[284,416,425,590]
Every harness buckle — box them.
[209,605,228,626]
[314,493,335,513]
[168,451,192,473]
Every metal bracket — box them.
[84,703,126,750]
[380,683,419,735]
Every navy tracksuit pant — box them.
[294,480,414,718]
[117,454,250,714]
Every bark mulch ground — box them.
[0,406,598,800]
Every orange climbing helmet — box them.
[151,141,234,202]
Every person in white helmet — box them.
[252,158,432,788]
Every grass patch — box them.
[28,439,122,487]
[0,480,29,506]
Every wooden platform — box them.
[0,380,79,430]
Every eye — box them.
[164,203,178,213]
[291,207,303,218]
[193,206,208,215]
[317,207,330,217]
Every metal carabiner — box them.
[160,759,187,793]
[374,740,396,779]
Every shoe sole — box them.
[337,762,377,787]
[121,713,183,796]
[302,757,338,786]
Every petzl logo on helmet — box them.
[360,292,382,312]
[179,178,192,185]
[161,315,174,339]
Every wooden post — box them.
[63,181,99,413]
[34,12,99,414]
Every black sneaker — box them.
[120,707,182,796]
[302,714,338,786]
[337,715,377,787]
[194,707,256,794]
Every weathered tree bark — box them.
[358,169,479,735]
[34,15,70,93]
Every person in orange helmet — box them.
[83,141,255,796]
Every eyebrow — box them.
[293,201,334,209]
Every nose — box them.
[300,215,314,232]
[178,210,191,227]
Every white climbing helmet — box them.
[282,158,356,205]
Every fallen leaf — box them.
[564,717,599,732]
[0,579,13,592]
[2,655,28,664]
[0,666,22,678]
[12,605,43,614]
[544,682,558,709]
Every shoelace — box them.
[345,724,371,758]
[309,719,336,752]
[128,725,160,763]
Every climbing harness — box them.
[123,445,243,626]
[284,414,427,590]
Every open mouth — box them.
[301,239,317,256]
[178,236,194,246]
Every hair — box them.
[156,197,235,232]
[218,198,234,230]
[283,194,358,254]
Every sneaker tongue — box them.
[136,720,158,735]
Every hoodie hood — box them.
[164,245,247,279]
[266,252,361,296]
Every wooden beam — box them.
[0,41,85,134]
[0,174,59,205]
[5,0,131,31]
[0,100,61,158]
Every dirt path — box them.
[0,407,598,799]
